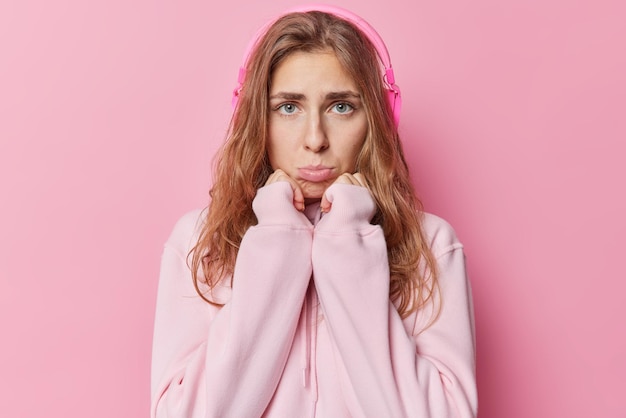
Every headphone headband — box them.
[233,4,402,127]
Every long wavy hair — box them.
[190,11,439,319]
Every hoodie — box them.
[151,181,477,417]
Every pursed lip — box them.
[297,165,334,182]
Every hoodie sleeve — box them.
[151,182,314,418]
[311,183,477,418]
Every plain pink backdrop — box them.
[1,0,624,417]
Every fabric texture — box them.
[151,181,477,417]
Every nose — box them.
[303,112,329,152]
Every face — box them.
[267,50,368,201]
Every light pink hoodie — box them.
[151,182,477,417]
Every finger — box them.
[292,185,305,212]
[265,169,305,211]
[333,172,367,187]
[322,174,350,212]
[352,172,368,188]
[321,172,368,213]
[320,194,331,213]
[332,173,358,185]
[264,169,286,185]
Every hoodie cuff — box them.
[252,182,311,227]
[316,183,377,232]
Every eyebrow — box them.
[269,92,305,101]
[269,91,361,101]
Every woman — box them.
[151,6,477,418]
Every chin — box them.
[301,182,329,201]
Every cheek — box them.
[267,125,292,169]
[345,128,368,167]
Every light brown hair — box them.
[190,11,439,318]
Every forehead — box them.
[269,50,358,93]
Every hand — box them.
[320,172,368,213]
[265,169,305,211]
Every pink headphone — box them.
[232,4,402,128]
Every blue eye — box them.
[278,103,298,114]
[332,102,354,114]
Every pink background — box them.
[1,0,624,416]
